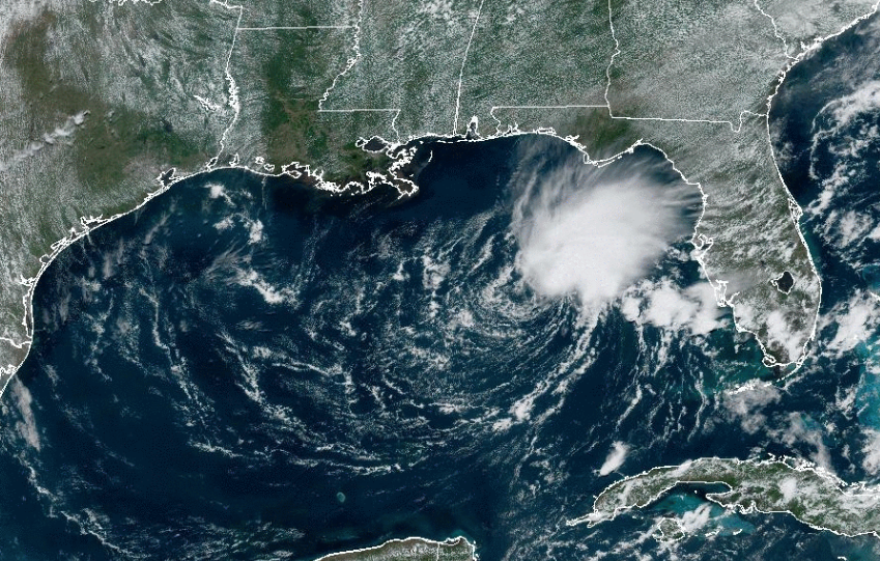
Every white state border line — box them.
[752,0,796,60]
[452,0,486,135]
[237,26,356,31]
[758,0,880,373]
[212,0,870,372]
[603,0,775,132]
[2,0,879,390]
[490,105,609,109]
[213,0,244,157]
[317,0,366,111]
[317,108,402,141]
[324,0,771,133]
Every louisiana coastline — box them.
[0,134,736,559]
[5,15,880,559]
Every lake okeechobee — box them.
[2,13,880,561]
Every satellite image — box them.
[1,0,880,559]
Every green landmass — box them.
[570,457,880,537]
[314,537,476,561]
[2,0,879,379]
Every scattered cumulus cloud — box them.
[777,413,834,473]
[10,380,40,451]
[821,291,880,358]
[622,280,723,336]
[598,441,629,476]
[675,503,713,534]
[826,80,880,128]
[861,429,880,476]
[721,382,782,434]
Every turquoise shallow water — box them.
[1,12,880,561]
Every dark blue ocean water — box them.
[2,14,880,561]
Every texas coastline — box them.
[15,1,880,388]
[0,108,816,398]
